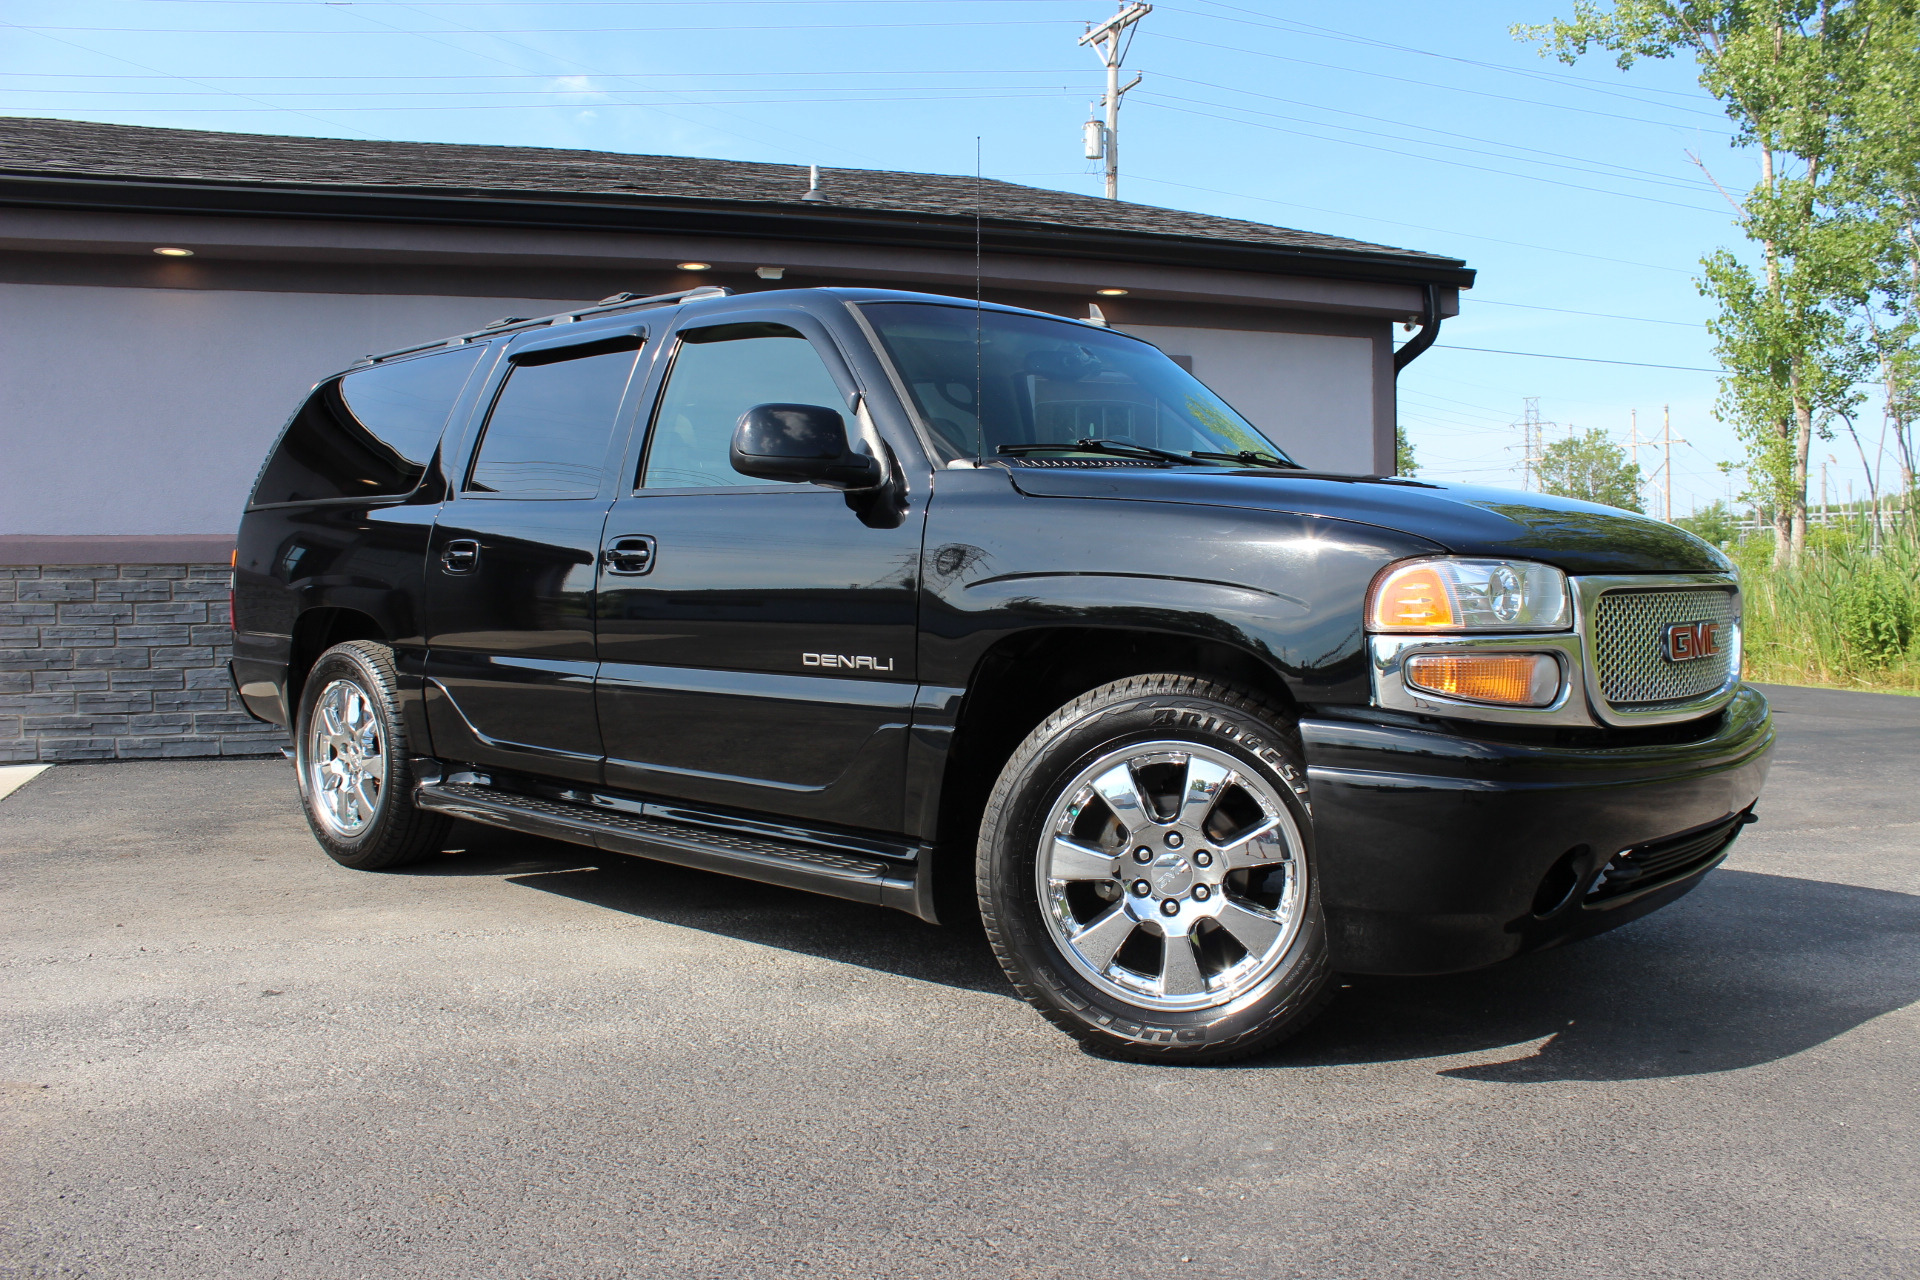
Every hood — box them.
[1002,466,1731,576]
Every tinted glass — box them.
[250,347,483,506]
[861,302,1288,464]
[467,347,638,498]
[643,323,847,489]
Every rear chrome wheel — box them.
[305,678,386,837]
[293,640,449,870]
[1039,741,1306,1013]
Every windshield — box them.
[860,302,1294,466]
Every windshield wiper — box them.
[997,439,1306,470]
[1183,449,1306,470]
[996,438,1201,466]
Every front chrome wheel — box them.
[304,677,386,837]
[1038,740,1307,1013]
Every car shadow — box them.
[399,821,1009,995]
[1271,868,1920,1081]
[402,824,1920,1080]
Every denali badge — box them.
[804,652,896,672]
[1665,621,1720,663]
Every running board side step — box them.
[414,781,938,923]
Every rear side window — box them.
[466,346,639,498]
[250,347,484,506]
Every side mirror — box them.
[730,403,884,491]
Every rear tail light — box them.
[228,548,237,631]
[1404,652,1560,707]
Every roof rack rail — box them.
[359,284,733,365]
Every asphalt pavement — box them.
[2,683,1915,1279]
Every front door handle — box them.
[441,538,480,574]
[602,535,657,576]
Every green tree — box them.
[1395,423,1419,475]
[1676,499,1739,541]
[1831,0,1920,533]
[1518,2,1878,565]
[1536,428,1647,511]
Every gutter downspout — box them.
[1392,283,1441,374]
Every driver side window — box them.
[642,322,848,489]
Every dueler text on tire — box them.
[977,674,1332,1064]
[293,640,449,870]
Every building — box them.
[0,116,1472,762]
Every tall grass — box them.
[1730,518,1920,694]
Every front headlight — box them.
[1367,557,1571,633]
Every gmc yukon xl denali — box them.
[233,285,1773,1063]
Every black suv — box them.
[233,285,1772,1063]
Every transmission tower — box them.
[1512,396,1555,491]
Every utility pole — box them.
[1626,409,1645,512]
[1079,3,1151,200]
[1659,404,1685,522]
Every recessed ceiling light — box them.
[153,247,195,257]
[1096,287,1128,296]
[677,261,712,271]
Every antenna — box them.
[974,136,984,465]
[1078,3,1151,199]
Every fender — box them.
[918,468,1443,701]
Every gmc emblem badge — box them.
[1665,621,1721,663]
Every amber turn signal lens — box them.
[1370,562,1456,629]
[1404,652,1560,707]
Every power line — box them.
[1123,174,1693,274]
[1426,344,1722,372]
[1466,298,1702,328]
[331,0,891,166]
[1149,72,1720,198]
[0,19,377,138]
[0,67,1096,80]
[1165,1,1725,118]
[1150,31,1723,133]
[0,93,1080,113]
[1140,98,1725,216]
[12,19,1074,33]
[1142,87,1719,202]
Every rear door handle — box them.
[602,535,657,576]
[441,538,480,574]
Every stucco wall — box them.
[0,283,577,536]
[0,283,1387,538]
[1118,324,1378,475]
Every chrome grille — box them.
[1593,587,1736,706]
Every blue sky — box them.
[6,0,1872,516]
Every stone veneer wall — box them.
[0,564,286,763]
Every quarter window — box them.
[250,346,483,506]
[468,347,639,498]
[642,323,848,489]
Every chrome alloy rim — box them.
[305,678,386,837]
[1037,740,1306,1013]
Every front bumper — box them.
[1301,686,1774,975]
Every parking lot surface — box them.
[2,683,1916,1279]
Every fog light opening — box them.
[1405,651,1560,708]
[1532,845,1590,918]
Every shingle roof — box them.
[0,116,1471,285]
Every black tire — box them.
[293,640,450,870]
[977,675,1333,1064]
